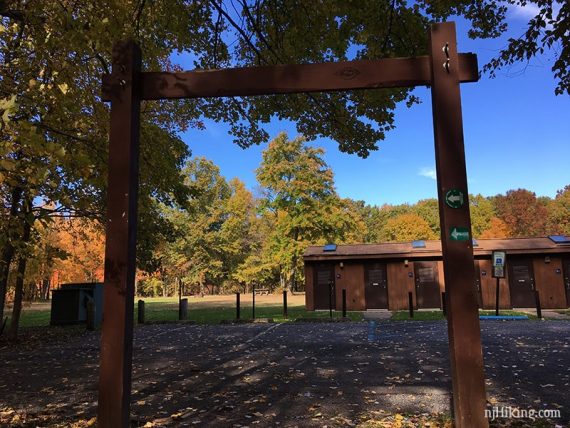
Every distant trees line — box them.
[4,133,568,302]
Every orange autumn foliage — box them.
[51,218,105,286]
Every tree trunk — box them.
[7,201,32,340]
[0,186,23,326]
[41,278,50,300]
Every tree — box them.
[257,132,358,290]
[160,158,230,296]
[412,198,440,236]
[480,217,511,239]
[494,189,549,237]
[0,1,197,328]
[470,194,496,238]
[382,213,438,241]
[548,185,570,235]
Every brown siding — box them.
[533,257,566,309]
[335,262,365,311]
[387,261,415,310]
[305,264,314,311]
[478,259,511,309]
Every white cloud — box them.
[510,3,541,19]
[509,1,562,21]
[418,167,437,180]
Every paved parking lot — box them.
[0,320,568,426]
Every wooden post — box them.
[236,292,241,320]
[283,290,288,319]
[137,300,145,324]
[329,281,333,319]
[534,290,542,319]
[495,278,500,316]
[408,291,414,318]
[342,289,347,318]
[179,298,188,320]
[86,298,96,331]
[97,40,141,428]
[252,284,255,319]
[429,22,487,427]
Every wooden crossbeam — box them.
[102,54,477,101]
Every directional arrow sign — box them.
[445,188,465,209]
[450,226,470,241]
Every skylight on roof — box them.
[323,244,337,252]
[472,239,479,247]
[548,235,570,245]
[412,240,426,248]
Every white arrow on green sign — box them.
[450,226,470,241]
[445,188,465,209]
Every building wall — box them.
[305,264,314,311]
[533,257,566,309]
[478,259,511,309]
[387,261,416,310]
[305,254,569,311]
[334,262,365,311]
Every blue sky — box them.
[176,6,570,206]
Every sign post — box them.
[99,22,486,428]
[492,251,506,316]
[429,23,488,427]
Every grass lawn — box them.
[5,294,363,329]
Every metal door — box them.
[314,264,335,310]
[414,261,441,309]
[508,259,535,308]
[365,263,388,309]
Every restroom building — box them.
[304,236,570,311]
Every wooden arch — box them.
[98,22,488,428]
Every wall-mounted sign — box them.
[408,272,413,278]
[450,226,469,241]
[492,250,506,278]
[445,188,465,209]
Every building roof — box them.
[304,237,570,261]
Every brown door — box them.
[563,258,570,308]
[473,260,483,308]
[365,263,388,309]
[508,259,535,308]
[415,261,441,309]
[314,264,335,310]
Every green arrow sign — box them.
[445,188,465,209]
[450,226,470,241]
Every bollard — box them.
[495,277,500,316]
[283,290,288,319]
[138,300,145,324]
[86,299,96,331]
[441,292,446,317]
[236,292,241,320]
[534,290,542,319]
[408,291,414,318]
[329,282,333,319]
[179,298,188,321]
[252,284,256,319]
[342,289,347,318]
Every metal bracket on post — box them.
[429,22,488,428]
[97,40,141,428]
